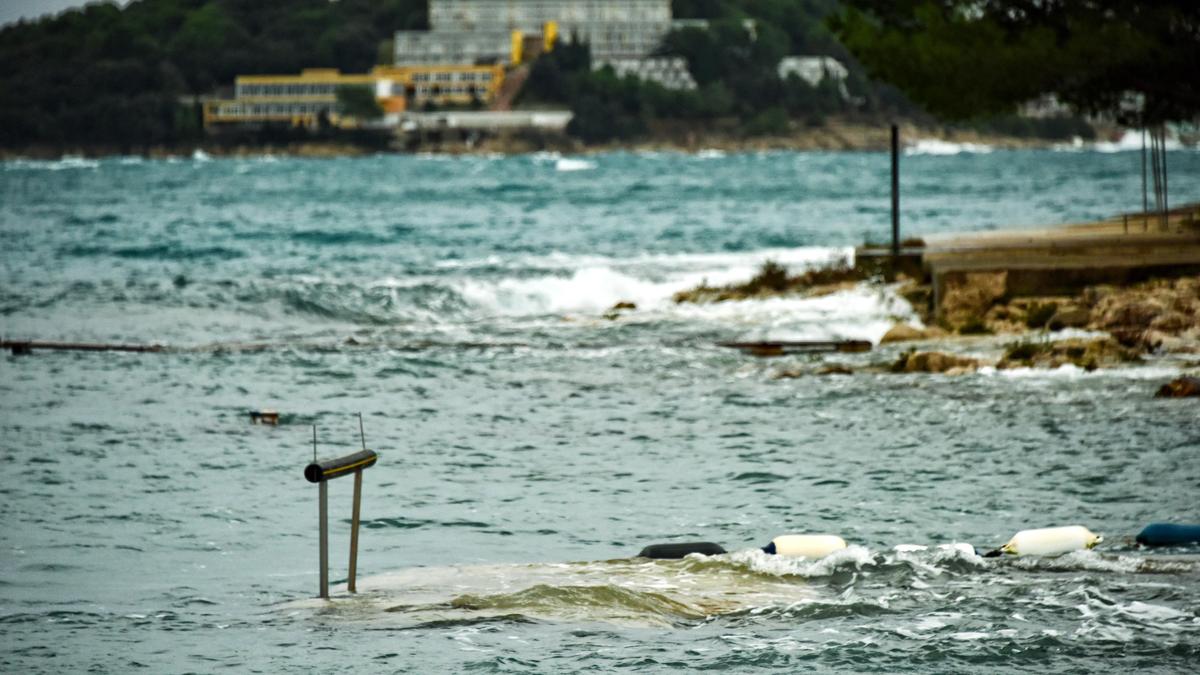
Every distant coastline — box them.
[0,118,1145,161]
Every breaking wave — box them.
[555,158,596,172]
[905,139,994,156]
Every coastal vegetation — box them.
[830,1,1200,125]
[0,0,425,151]
[0,0,1106,153]
[671,259,865,303]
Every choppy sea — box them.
[2,141,1200,672]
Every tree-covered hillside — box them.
[0,0,1109,151]
[524,0,923,143]
[830,1,1200,125]
[0,0,426,149]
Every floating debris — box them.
[249,410,280,425]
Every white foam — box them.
[555,157,596,172]
[1118,601,1189,622]
[732,545,875,577]
[434,246,853,276]
[932,543,984,565]
[191,149,212,162]
[4,156,101,171]
[1091,129,1187,153]
[665,285,918,344]
[457,266,669,315]
[905,139,994,156]
[979,363,1185,380]
[696,149,726,159]
[1010,549,1143,573]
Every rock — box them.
[1150,311,1191,332]
[897,282,934,323]
[998,337,1139,370]
[1095,298,1166,331]
[880,323,941,343]
[1141,330,1199,353]
[818,364,854,375]
[939,271,1008,331]
[1048,305,1091,330]
[1108,327,1145,348]
[603,301,638,320]
[1155,376,1200,398]
[1081,285,1117,308]
[896,351,980,374]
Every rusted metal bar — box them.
[718,340,872,357]
[3,340,165,355]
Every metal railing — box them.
[303,414,378,599]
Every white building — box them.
[395,0,674,65]
[600,57,696,90]
[777,56,850,99]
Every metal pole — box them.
[1141,127,1147,215]
[348,469,363,593]
[891,124,900,262]
[1156,124,1166,229]
[318,480,329,599]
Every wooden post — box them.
[891,124,900,262]
[318,480,329,599]
[348,469,363,593]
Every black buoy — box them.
[637,542,726,559]
[1136,523,1200,547]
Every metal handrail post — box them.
[348,469,363,593]
[319,480,329,599]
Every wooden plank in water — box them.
[718,340,872,357]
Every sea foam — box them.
[906,139,994,156]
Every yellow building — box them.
[203,64,507,129]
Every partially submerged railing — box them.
[303,415,378,599]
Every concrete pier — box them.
[858,204,1200,320]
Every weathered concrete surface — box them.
[920,206,1200,320]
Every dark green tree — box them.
[830,1,1200,124]
[336,85,383,120]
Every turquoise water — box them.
[2,147,1199,672]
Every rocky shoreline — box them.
[0,119,1130,161]
[668,259,1200,390]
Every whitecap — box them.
[1010,549,1144,573]
[1091,129,1187,153]
[457,266,668,316]
[555,157,596,172]
[731,545,875,577]
[905,139,993,156]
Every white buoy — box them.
[998,526,1102,557]
[766,534,847,558]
